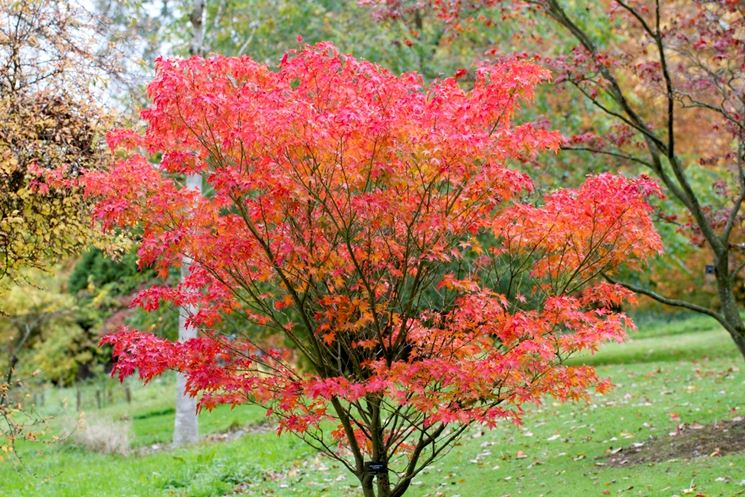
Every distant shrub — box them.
[68,248,144,296]
[72,414,132,455]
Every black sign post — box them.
[364,461,388,478]
[704,264,716,287]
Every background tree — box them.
[551,0,745,358]
[96,0,515,89]
[0,268,94,456]
[364,0,745,357]
[86,43,662,497]
[0,93,104,280]
[0,270,94,388]
[0,0,123,457]
[0,0,133,280]
[171,0,208,448]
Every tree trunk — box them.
[173,0,206,449]
[728,322,745,359]
[717,268,745,360]
[352,397,394,497]
[189,0,206,57]
[1,323,32,407]
[173,173,202,446]
[360,476,376,497]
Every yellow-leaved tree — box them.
[0,0,125,458]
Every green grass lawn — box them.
[2,317,744,497]
[569,314,738,366]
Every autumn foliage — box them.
[361,0,745,359]
[86,43,661,496]
[0,0,122,458]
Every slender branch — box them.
[603,274,725,325]
[561,145,654,168]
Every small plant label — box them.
[365,461,388,476]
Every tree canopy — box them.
[86,43,662,497]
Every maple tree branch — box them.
[392,423,470,497]
[545,0,665,152]
[561,145,654,168]
[568,80,659,145]
[613,0,655,37]
[330,397,368,484]
[651,0,675,157]
[603,274,725,325]
[298,428,358,475]
[548,0,724,256]
[723,138,745,243]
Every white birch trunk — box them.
[173,172,202,446]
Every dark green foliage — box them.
[68,248,146,296]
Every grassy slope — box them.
[1,317,744,497]
[571,315,740,366]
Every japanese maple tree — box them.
[86,43,661,497]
